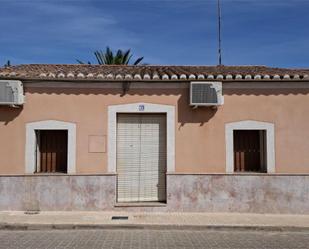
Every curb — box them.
[0,223,308,232]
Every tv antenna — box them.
[217,0,223,65]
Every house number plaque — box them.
[138,105,145,111]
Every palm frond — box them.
[79,47,144,65]
[94,51,104,65]
[76,59,85,64]
[122,49,131,64]
[125,55,133,65]
[133,57,144,65]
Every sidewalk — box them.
[0,211,309,231]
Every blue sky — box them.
[0,0,309,68]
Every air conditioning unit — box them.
[0,80,24,106]
[190,81,224,106]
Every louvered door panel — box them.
[117,115,141,202]
[117,114,166,202]
[139,115,166,201]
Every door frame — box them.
[107,103,175,174]
[116,113,167,203]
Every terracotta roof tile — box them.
[0,64,309,81]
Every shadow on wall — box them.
[13,83,309,96]
[177,90,217,127]
[0,106,23,125]
[21,84,309,128]
[26,83,309,96]
[27,85,218,125]
[224,88,309,96]
[25,86,123,96]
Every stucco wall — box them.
[167,174,309,214]
[0,175,308,213]
[0,81,309,174]
[0,175,116,211]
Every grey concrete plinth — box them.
[0,174,308,213]
[167,174,309,214]
[0,175,116,211]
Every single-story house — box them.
[0,64,308,213]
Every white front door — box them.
[117,114,166,202]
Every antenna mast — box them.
[217,0,222,65]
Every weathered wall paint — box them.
[0,175,116,211]
[0,175,308,213]
[167,175,309,214]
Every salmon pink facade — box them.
[0,64,308,213]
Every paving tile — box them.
[0,229,309,249]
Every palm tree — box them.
[77,47,144,65]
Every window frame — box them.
[225,120,275,173]
[25,120,76,174]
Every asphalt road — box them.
[0,229,308,249]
